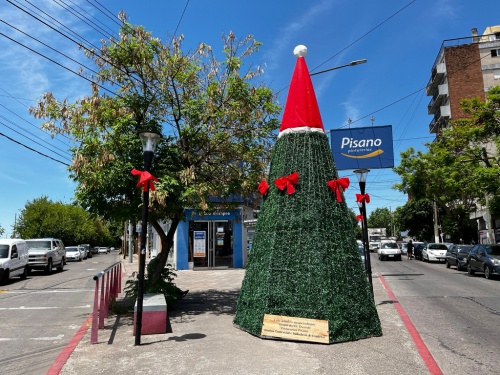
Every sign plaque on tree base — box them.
[261,314,329,344]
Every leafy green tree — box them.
[29,19,281,285]
[0,225,4,237]
[367,207,393,237]
[394,87,500,242]
[14,196,112,245]
[396,198,434,241]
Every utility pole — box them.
[433,200,440,243]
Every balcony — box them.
[426,63,446,95]
[427,83,449,114]
[428,105,451,134]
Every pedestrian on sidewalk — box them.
[407,239,413,260]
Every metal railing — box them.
[90,261,122,344]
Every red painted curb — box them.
[46,314,92,375]
[378,274,443,375]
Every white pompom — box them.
[293,45,307,58]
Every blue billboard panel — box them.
[330,125,394,170]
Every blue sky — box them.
[1,0,499,238]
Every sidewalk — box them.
[58,257,430,375]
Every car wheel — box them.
[467,263,475,275]
[20,266,28,279]
[446,260,450,268]
[456,262,462,271]
[58,259,64,272]
[1,269,9,284]
[45,259,53,275]
[79,256,82,262]
[484,266,491,279]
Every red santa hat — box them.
[278,45,325,137]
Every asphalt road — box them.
[371,253,500,374]
[0,251,121,375]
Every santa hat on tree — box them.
[234,45,381,344]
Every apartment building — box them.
[427,26,500,135]
[426,26,500,244]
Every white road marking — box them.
[31,334,64,341]
[1,289,93,294]
[0,305,91,310]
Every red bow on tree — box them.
[131,169,159,192]
[355,193,370,204]
[327,177,350,202]
[258,180,269,195]
[274,172,299,195]
[356,214,364,222]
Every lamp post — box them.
[135,130,162,346]
[310,59,367,76]
[354,168,373,295]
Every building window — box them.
[496,32,500,40]
[491,49,500,57]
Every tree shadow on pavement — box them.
[170,289,240,318]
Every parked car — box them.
[467,244,500,279]
[412,242,425,260]
[98,247,109,254]
[25,238,66,274]
[65,246,83,262]
[422,243,449,263]
[445,244,473,271]
[358,243,366,268]
[378,241,402,261]
[78,244,92,258]
[0,239,29,283]
[400,242,408,255]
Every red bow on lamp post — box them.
[258,180,269,195]
[327,177,350,202]
[274,172,299,195]
[355,193,370,204]
[131,169,159,192]
[356,214,364,222]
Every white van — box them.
[0,239,29,283]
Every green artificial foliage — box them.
[234,131,382,343]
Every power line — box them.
[86,0,122,27]
[53,0,116,41]
[0,32,121,97]
[0,117,72,161]
[0,108,72,155]
[0,131,70,166]
[170,0,190,46]
[310,0,418,73]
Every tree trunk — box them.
[149,218,180,286]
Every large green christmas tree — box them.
[234,46,382,344]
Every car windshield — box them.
[66,247,79,252]
[458,246,473,254]
[429,244,448,250]
[382,243,398,249]
[487,245,500,256]
[26,240,51,249]
[0,245,9,258]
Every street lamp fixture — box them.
[310,59,367,76]
[353,168,373,295]
[135,130,162,346]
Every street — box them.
[1,250,500,374]
[0,251,121,375]
[371,254,500,374]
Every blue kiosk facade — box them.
[175,207,252,270]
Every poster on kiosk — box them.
[329,125,394,170]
